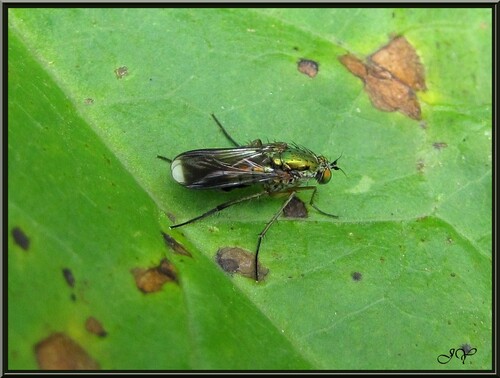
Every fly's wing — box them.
[171,145,285,189]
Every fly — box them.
[158,114,345,281]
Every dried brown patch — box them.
[433,142,448,150]
[131,258,179,293]
[416,159,425,173]
[339,36,426,120]
[339,54,367,78]
[369,36,426,91]
[34,333,100,370]
[114,66,128,79]
[283,196,308,218]
[166,212,176,223]
[85,317,107,338]
[161,232,192,257]
[297,59,319,78]
[216,247,269,280]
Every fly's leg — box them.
[170,191,269,229]
[211,113,241,147]
[159,113,242,155]
[255,191,298,281]
[276,186,338,218]
[306,186,338,218]
[211,113,263,148]
[157,155,172,163]
[254,186,337,281]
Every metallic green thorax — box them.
[268,144,333,187]
[273,147,322,172]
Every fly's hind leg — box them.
[170,191,269,229]
[157,155,172,163]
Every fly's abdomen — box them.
[171,154,218,188]
[171,157,189,186]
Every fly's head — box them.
[315,153,345,184]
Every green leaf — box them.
[8,8,491,370]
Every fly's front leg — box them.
[254,190,298,281]
[300,186,338,218]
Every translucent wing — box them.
[171,144,287,189]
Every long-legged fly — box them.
[158,114,345,281]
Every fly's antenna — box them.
[331,152,347,177]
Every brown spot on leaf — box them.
[216,247,269,280]
[433,142,448,150]
[161,232,192,257]
[62,268,75,288]
[416,159,425,173]
[131,258,178,293]
[297,59,319,78]
[34,333,100,370]
[12,227,30,250]
[166,212,176,223]
[114,66,128,79]
[339,36,426,120]
[365,65,421,119]
[83,98,94,105]
[283,196,308,218]
[369,36,426,91]
[85,317,107,338]
[351,271,363,281]
[339,54,367,78]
